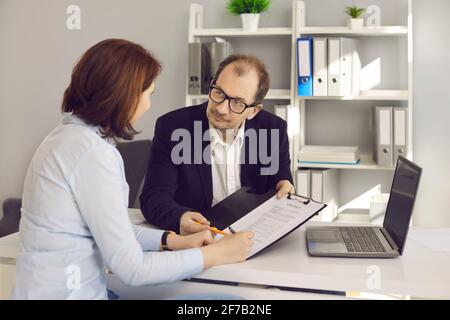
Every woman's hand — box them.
[200,231,254,269]
[166,230,214,251]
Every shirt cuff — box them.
[133,225,165,251]
[177,248,204,279]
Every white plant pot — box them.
[241,13,260,32]
[348,18,364,29]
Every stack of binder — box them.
[188,39,233,94]
[297,37,361,97]
[296,168,339,222]
[373,106,408,168]
[298,145,360,165]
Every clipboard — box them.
[203,187,276,231]
[205,187,327,259]
[246,193,326,259]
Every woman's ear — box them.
[246,104,262,120]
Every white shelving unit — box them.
[186,5,292,106]
[192,27,292,37]
[299,154,394,171]
[299,26,408,36]
[186,0,413,183]
[292,0,413,174]
[299,90,408,101]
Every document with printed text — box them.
[219,194,327,258]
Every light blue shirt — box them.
[11,114,203,300]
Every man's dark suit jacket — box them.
[140,102,293,231]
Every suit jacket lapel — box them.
[193,103,213,208]
[240,116,258,188]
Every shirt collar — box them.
[209,120,245,149]
[61,113,116,145]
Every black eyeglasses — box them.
[208,85,258,114]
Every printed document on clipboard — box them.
[217,193,327,259]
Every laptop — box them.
[306,156,422,258]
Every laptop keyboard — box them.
[339,227,386,253]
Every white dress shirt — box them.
[11,114,203,300]
[209,122,245,206]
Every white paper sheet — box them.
[222,195,326,258]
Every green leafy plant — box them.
[345,4,366,19]
[227,0,271,15]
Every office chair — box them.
[116,139,152,209]
[0,140,151,238]
[0,198,22,237]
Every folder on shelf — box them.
[328,37,360,97]
[350,39,361,96]
[310,169,339,222]
[188,40,233,95]
[328,38,341,96]
[393,107,408,162]
[296,169,311,198]
[373,106,394,168]
[274,104,288,121]
[188,42,202,94]
[297,37,313,96]
[298,145,360,165]
[205,39,233,85]
[313,37,328,96]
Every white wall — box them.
[1,0,449,227]
[0,0,293,219]
[411,0,450,227]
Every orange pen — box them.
[193,220,228,236]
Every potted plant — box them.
[345,3,366,29]
[227,0,271,32]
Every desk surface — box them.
[0,233,19,260]
[106,276,350,300]
[193,223,450,299]
[2,209,450,299]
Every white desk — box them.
[2,209,450,299]
[0,232,19,299]
[106,276,348,300]
[192,223,450,299]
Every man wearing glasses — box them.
[140,54,294,235]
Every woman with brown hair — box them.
[11,39,253,299]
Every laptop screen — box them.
[383,156,422,254]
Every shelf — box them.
[192,27,292,37]
[265,89,291,100]
[299,90,409,101]
[298,26,408,36]
[188,89,409,102]
[188,89,291,101]
[298,154,395,171]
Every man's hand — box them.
[180,211,211,235]
[276,180,295,199]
